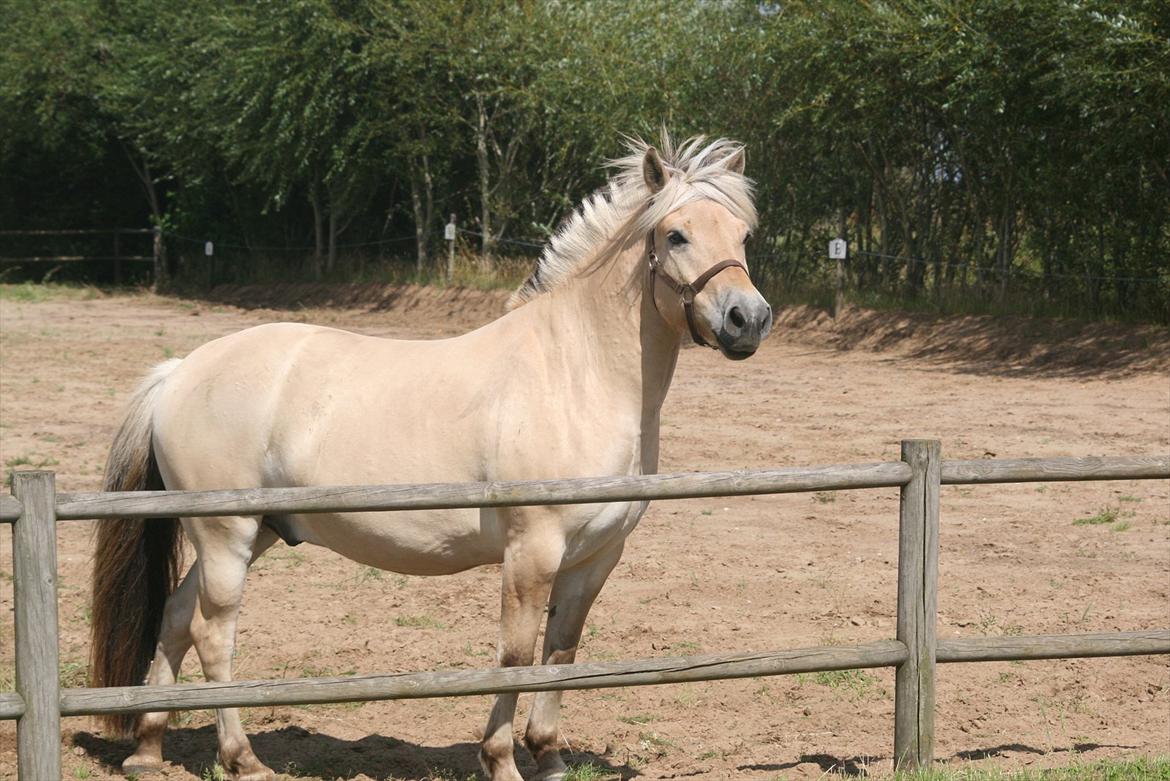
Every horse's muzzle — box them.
[715,294,772,359]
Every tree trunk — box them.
[309,186,324,280]
[474,94,495,266]
[409,155,434,277]
[327,207,338,276]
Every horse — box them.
[90,133,772,781]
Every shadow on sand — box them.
[72,726,639,779]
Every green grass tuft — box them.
[1073,506,1119,526]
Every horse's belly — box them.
[284,507,505,576]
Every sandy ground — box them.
[0,286,1167,781]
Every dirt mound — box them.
[775,304,1170,377]
[201,282,512,325]
[202,282,1168,376]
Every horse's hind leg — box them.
[524,539,625,781]
[186,517,276,781]
[121,568,198,774]
[124,524,278,775]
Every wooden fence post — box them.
[11,471,61,781]
[152,226,165,291]
[894,439,940,771]
[445,213,457,284]
[112,229,122,285]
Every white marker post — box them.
[444,214,457,284]
[205,240,215,288]
[829,237,848,318]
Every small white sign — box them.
[204,241,214,256]
[828,238,847,260]
[444,223,457,241]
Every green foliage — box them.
[1,0,1166,319]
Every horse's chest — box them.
[562,499,648,565]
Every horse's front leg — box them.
[480,523,565,781]
[524,539,625,780]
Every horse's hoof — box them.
[532,769,567,781]
[122,754,164,776]
[221,754,276,781]
[228,766,275,781]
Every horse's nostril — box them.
[728,306,746,329]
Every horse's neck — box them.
[541,241,681,468]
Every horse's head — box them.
[641,144,772,360]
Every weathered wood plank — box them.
[938,630,1170,662]
[0,228,153,236]
[3,455,1165,524]
[44,462,913,521]
[0,255,154,263]
[59,640,909,716]
[894,440,940,772]
[942,455,1169,484]
[11,472,61,780]
[0,694,25,720]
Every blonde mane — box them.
[507,132,758,309]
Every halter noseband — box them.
[647,235,746,348]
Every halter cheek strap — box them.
[647,245,746,348]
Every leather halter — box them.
[647,235,746,348]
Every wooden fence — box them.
[2,443,1168,780]
[0,228,162,286]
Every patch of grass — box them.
[395,614,445,629]
[73,766,92,779]
[199,766,226,781]
[563,762,619,781]
[1073,506,1119,526]
[0,282,102,302]
[5,454,60,470]
[353,565,384,584]
[638,731,676,752]
[618,713,655,725]
[1110,520,1131,532]
[797,668,881,700]
[814,491,837,503]
[1117,494,1142,503]
[59,660,87,688]
[868,756,1170,780]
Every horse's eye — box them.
[667,231,687,246]
[743,232,752,245]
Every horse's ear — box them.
[643,147,670,193]
[723,147,745,175]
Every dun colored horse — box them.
[91,133,772,781]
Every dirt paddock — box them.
[1,285,1167,780]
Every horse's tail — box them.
[90,358,184,736]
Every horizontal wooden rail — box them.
[942,455,1168,484]
[0,228,153,236]
[0,255,153,264]
[0,462,913,522]
[2,630,1163,723]
[53,641,909,717]
[4,456,1164,525]
[937,630,1170,662]
[0,694,22,720]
